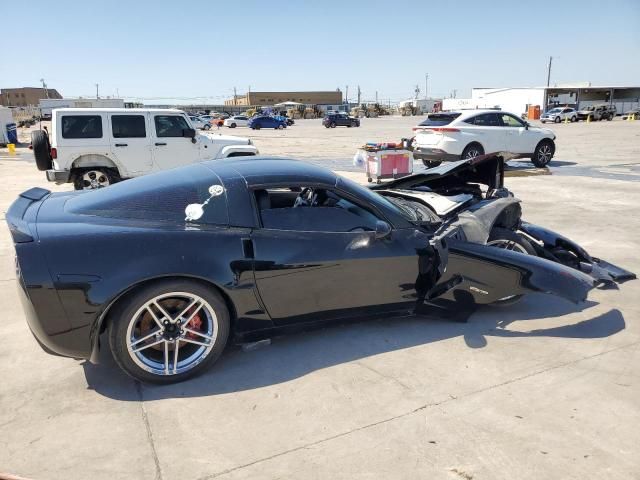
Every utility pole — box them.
[345,85,349,104]
[234,86,237,106]
[95,83,99,99]
[425,73,429,100]
[375,91,378,103]
[357,85,361,105]
[40,78,49,98]
[546,56,553,87]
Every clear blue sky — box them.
[5,0,639,104]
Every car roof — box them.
[203,157,338,187]
[54,108,184,113]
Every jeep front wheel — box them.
[73,168,119,190]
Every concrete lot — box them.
[1,117,639,480]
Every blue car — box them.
[248,115,287,130]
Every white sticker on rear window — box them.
[185,184,225,221]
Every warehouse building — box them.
[0,87,62,107]
[225,90,342,106]
[443,84,640,116]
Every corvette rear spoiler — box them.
[6,187,50,243]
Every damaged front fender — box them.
[519,222,636,285]
[430,241,597,306]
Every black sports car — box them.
[7,156,633,383]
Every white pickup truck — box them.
[31,108,259,189]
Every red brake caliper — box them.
[186,313,203,339]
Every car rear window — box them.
[418,113,461,126]
[61,115,103,139]
[65,164,228,225]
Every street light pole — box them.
[425,73,429,100]
[546,56,553,87]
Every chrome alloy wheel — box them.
[81,170,110,189]
[464,148,481,159]
[536,144,553,165]
[126,292,218,376]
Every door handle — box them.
[241,238,254,259]
[114,143,128,147]
[155,142,167,146]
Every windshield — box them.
[582,106,595,111]
[547,108,562,113]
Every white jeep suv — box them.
[31,108,259,189]
[412,110,556,168]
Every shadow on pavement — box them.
[82,294,625,401]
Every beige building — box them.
[225,90,342,106]
[0,87,63,107]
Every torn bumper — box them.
[519,222,636,286]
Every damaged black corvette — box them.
[7,155,634,383]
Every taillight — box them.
[428,127,460,133]
[412,127,459,132]
[50,147,57,159]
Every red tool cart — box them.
[358,143,413,183]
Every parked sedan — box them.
[223,115,249,128]
[248,115,287,130]
[189,116,212,130]
[7,157,631,383]
[412,110,556,168]
[540,107,577,123]
[622,109,640,120]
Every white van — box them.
[32,108,258,189]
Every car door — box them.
[499,113,535,155]
[151,114,200,171]
[464,113,506,152]
[249,186,437,325]
[108,113,153,175]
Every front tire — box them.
[554,116,561,123]
[230,123,236,128]
[330,122,336,128]
[487,228,536,306]
[532,139,555,167]
[108,279,230,384]
[570,116,577,123]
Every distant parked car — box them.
[622,109,640,120]
[224,115,249,128]
[540,107,577,124]
[274,115,295,126]
[576,104,616,121]
[248,115,287,130]
[412,110,556,168]
[189,116,211,130]
[323,112,360,128]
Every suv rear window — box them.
[65,164,228,225]
[61,115,103,139]
[112,115,146,138]
[418,113,461,126]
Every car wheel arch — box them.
[71,154,123,177]
[91,275,238,361]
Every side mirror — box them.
[183,128,196,139]
[375,220,392,240]
[524,122,530,130]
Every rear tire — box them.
[277,124,284,130]
[230,123,236,128]
[554,116,561,123]
[570,116,577,122]
[422,160,442,168]
[73,168,119,190]
[461,143,484,160]
[330,122,336,128]
[31,130,52,171]
[532,139,555,167]
[108,279,230,384]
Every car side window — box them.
[61,115,103,139]
[112,115,146,138]
[154,115,190,137]
[472,113,501,127]
[255,187,381,233]
[500,114,525,127]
